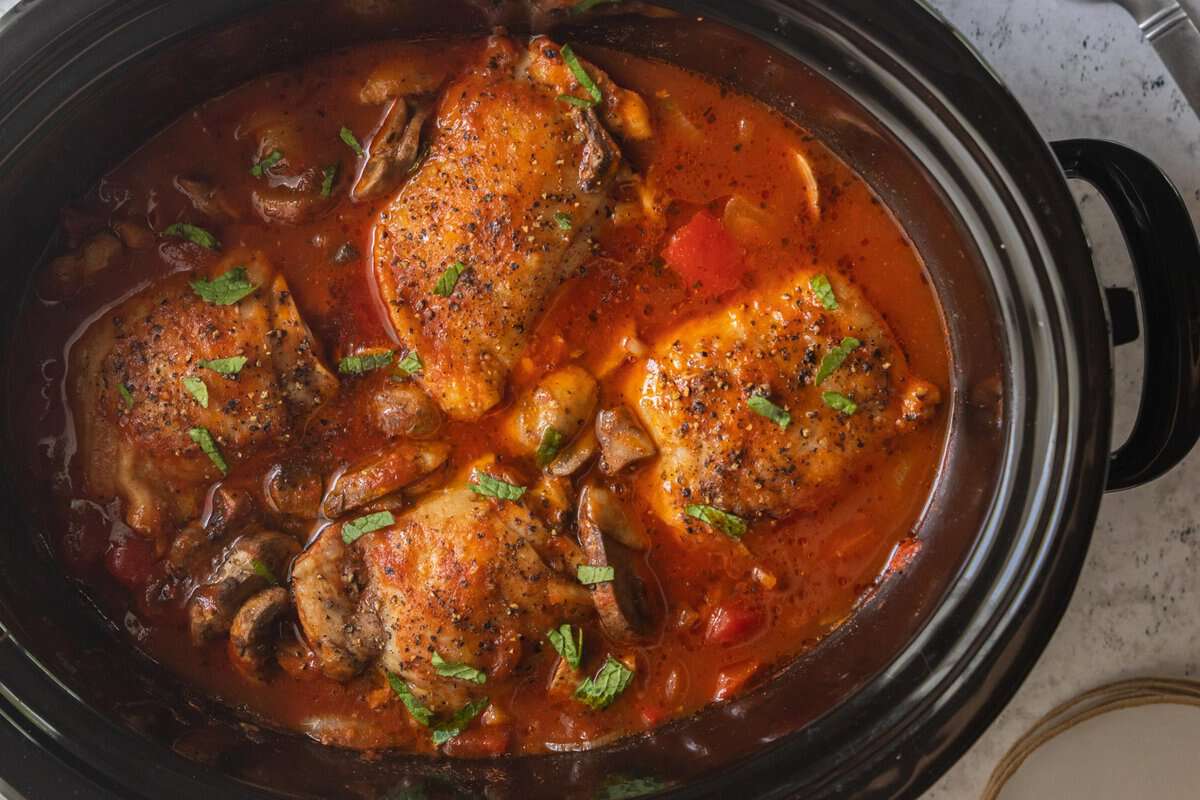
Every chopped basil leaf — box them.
[535,427,565,467]
[396,350,423,376]
[557,44,603,108]
[815,336,861,385]
[387,672,434,727]
[574,655,634,710]
[554,211,573,230]
[163,223,220,250]
[810,274,838,310]
[188,427,228,475]
[251,558,279,586]
[342,510,395,544]
[747,393,791,430]
[598,776,668,800]
[822,391,858,415]
[469,471,527,502]
[339,350,394,375]
[250,149,283,177]
[199,355,248,376]
[181,376,209,408]
[685,504,747,539]
[319,163,338,198]
[433,261,467,297]
[117,382,134,410]
[431,652,487,685]
[572,0,622,14]
[190,266,256,305]
[339,126,364,156]
[577,564,615,585]
[431,697,490,746]
[547,624,583,669]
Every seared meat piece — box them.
[188,530,300,643]
[630,270,942,524]
[372,35,649,420]
[68,251,338,535]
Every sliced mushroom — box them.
[188,531,300,644]
[112,221,156,250]
[578,106,619,192]
[292,526,380,680]
[547,654,580,701]
[265,460,324,518]
[547,427,597,477]
[527,475,574,530]
[251,174,334,225]
[510,366,599,455]
[371,380,442,439]
[579,484,648,551]
[207,485,254,533]
[44,232,125,299]
[229,586,291,681]
[322,440,450,518]
[169,486,255,578]
[577,485,656,643]
[595,406,657,474]
[266,273,340,413]
[174,176,239,221]
[351,98,430,202]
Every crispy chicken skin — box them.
[373,35,649,420]
[292,480,591,711]
[630,270,941,524]
[69,251,337,535]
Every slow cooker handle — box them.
[1052,139,1200,491]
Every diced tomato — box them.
[440,724,511,758]
[663,210,745,298]
[712,659,761,702]
[704,600,765,647]
[104,534,157,591]
[59,501,109,574]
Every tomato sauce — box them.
[8,38,950,755]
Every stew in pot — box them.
[10,31,949,757]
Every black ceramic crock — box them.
[1,1,1199,798]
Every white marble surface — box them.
[1,0,1198,797]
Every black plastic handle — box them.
[1053,139,1200,491]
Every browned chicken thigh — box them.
[68,251,338,535]
[373,35,650,420]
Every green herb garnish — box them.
[431,697,490,746]
[685,504,747,539]
[181,376,209,408]
[810,274,838,310]
[250,149,283,177]
[339,350,394,375]
[199,355,248,376]
[340,126,364,157]
[320,163,338,198]
[469,471,527,502]
[342,510,395,544]
[747,393,791,430]
[190,266,256,305]
[577,564,615,585]
[557,44,603,108]
[535,427,565,467]
[598,776,668,800]
[396,350,423,376]
[574,656,634,710]
[547,624,583,669]
[554,211,573,230]
[163,223,220,250]
[386,672,434,726]
[117,382,134,410]
[572,0,622,13]
[815,336,861,385]
[433,261,467,297]
[251,558,279,586]
[431,652,487,685]
[188,427,227,475]
[822,391,858,415]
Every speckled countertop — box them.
[2,1,1198,797]
[924,0,1200,797]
